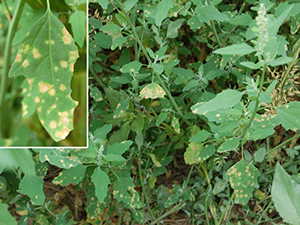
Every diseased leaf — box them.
[272,163,300,225]
[121,61,142,73]
[90,86,103,102]
[140,83,166,99]
[214,43,255,56]
[9,8,79,142]
[20,174,45,205]
[113,178,142,208]
[113,99,129,119]
[52,164,86,186]
[171,117,180,133]
[91,167,110,203]
[277,102,300,132]
[226,160,260,205]
[40,149,80,169]
[191,89,243,115]
[184,143,215,164]
[217,137,239,152]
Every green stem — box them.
[0,0,26,138]
[240,65,266,158]
[138,147,155,220]
[266,134,300,155]
[207,0,222,47]
[149,202,185,225]
[3,0,12,18]
[217,192,235,225]
[46,0,51,10]
[256,200,272,224]
[90,67,106,89]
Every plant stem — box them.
[256,200,272,224]
[217,192,235,225]
[0,0,26,139]
[207,0,222,47]
[149,202,185,225]
[266,133,300,155]
[3,0,12,19]
[239,65,266,158]
[137,147,155,220]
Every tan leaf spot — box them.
[50,121,57,129]
[70,63,75,72]
[69,51,78,62]
[32,48,42,59]
[60,84,66,91]
[49,89,55,96]
[58,111,70,125]
[38,82,53,93]
[55,127,70,139]
[15,53,22,62]
[35,97,40,103]
[22,60,29,68]
[60,61,68,68]
[27,78,34,86]
[23,44,30,53]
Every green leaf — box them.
[112,36,127,50]
[189,130,210,142]
[155,0,174,27]
[20,174,45,205]
[40,149,80,169]
[217,137,239,152]
[52,164,86,186]
[69,10,86,48]
[94,124,112,141]
[0,201,17,225]
[269,56,293,66]
[152,63,164,74]
[91,167,110,203]
[229,13,252,26]
[97,0,108,9]
[124,0,138,11]
[166,19,185,38]
[191,89,243,115]
[196,5,228,23]
[254,147,266,163]
[277,102,300,132]
[214,43,255,56]
[106,140,133,155]
[184,143,215,164]
[121,61,142,73]
[93,32,112,49]
[150,154,162,167]
[104,154,126,162]
[9,9,79,142]
[226,160,260,205]
[155,112,168,126]
[113,178,142,208]
[272,163,300,225]
[140,83,166,99]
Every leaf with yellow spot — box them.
[277,102,300,132]
[91,167,110,203]
[0,177,6,191]
[52,164,86,186]
[39,149,80,169]
[113,177,142,208]
[19,174,45,205]
[90,86,103,102]
[184,143,215,165]
[9,6,79,142]
[140,83,166,99]
[225,160,260,205]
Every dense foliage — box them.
[1,0,300,224]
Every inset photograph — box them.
[0,0,87,147]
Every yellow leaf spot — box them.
[285,105,289,109]
[22,60,29,68]
[38,82,53,93]
[50,121,57,129]
[55,127,70,139]
[69,51,78,62]
[35,97,40,103]
[32,48,42,59]
[58,111,70,125]
[27,78,34,86]
[49,89,55,96]
[23,110,28,116]
[15,53,22,62]
[45,40,55,45]
[60,61,68,68]
[40,120,44,125]
[23,44,30,54]
[70,63,75,72]
[22,104,28,111]
[62,28,71,44]
[54,66,58,72]
[60,84,66,91]
[25,32,30,36]
[37,107,42,112]
[216,113,220,117]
